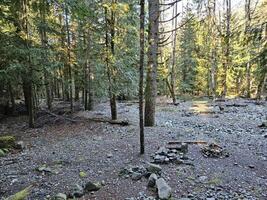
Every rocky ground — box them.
[0,98,267,200]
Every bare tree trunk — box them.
[40,0,52,110]
[222,0,231,98]
[105,5,117,120]
[256,71,267,100]
[245,0,251,98]
[85,30,94,110]
[8,82,15,114]
[170,2,178,104]
[64,2,73,112]
[139,0,145,154]
[144,0,159,127]
[209,0,217,99]
[21,0,34,127]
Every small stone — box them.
[131,172,143,181]
[156,147,168,156]
[181,143,188,153]
[175,158,184,164]
[156,178,172,199]
[107,153,113,158]
[101,180,106,186]
[148,173,157,187]
[198,176,208,183]
[79,171,87,178]
[68,184,84,198]
[15,141,25,150]
[164,157,170,163]
[84,181,101,192]
[147,163,162,174]
[54,193,67,200]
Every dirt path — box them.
[0,99,266,200]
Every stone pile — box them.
[152,143,190,164]
[201,143,229,158]
[53,181,102,199]
[119,163,162,181]
[121,163,172,200]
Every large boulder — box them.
[156,178,171,200]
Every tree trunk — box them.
[245,0,251,98]
[21,0,34,127]
[222,0,231,98]
[256,71,267,99]
[64,2,73,112]
[144,0,159,127]
[8,83,15,114]
[85,30,94,110]
[40,0,52,110]
[139,0,145,154]
[105,5,117,120]
[170,2,178,104]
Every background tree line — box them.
[0,0,266,130]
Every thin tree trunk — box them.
[40,0,52,110]
[139,0,145,154]
[245,0,251,98]
[256,71,267,99]
[86,30,94,110]
[8,83,15,114]
[222,0,231,98]
[64,2,73,112]
[105,6,117,120]
[144,0,159,126]
[170,2,178,104]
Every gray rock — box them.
[156,178,171,199]
[131,172,143,181]
[54,193,67,200]
[148,173,157,187]
[84,181,101,192]
[154,155,166,163]
[156,147,168,156]
[198,176,208,183]
[69,184,84,198]
[147,163,162,174]
[107,153,113,158]
[181,143,188,153]
[15,141,25,150]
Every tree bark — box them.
[139,0,145,154]
[105,5,117,120]
[145,0,159,126]
[40,0,52,110]
[245,0,251,98]
[64,2,73,112]
[222,0,231,98]
[170,2,178,104]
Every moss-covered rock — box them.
[0,136,16,149]
[6,185,32,200]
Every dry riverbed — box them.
[0,98,267,200]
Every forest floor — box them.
[0,97,267,200]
